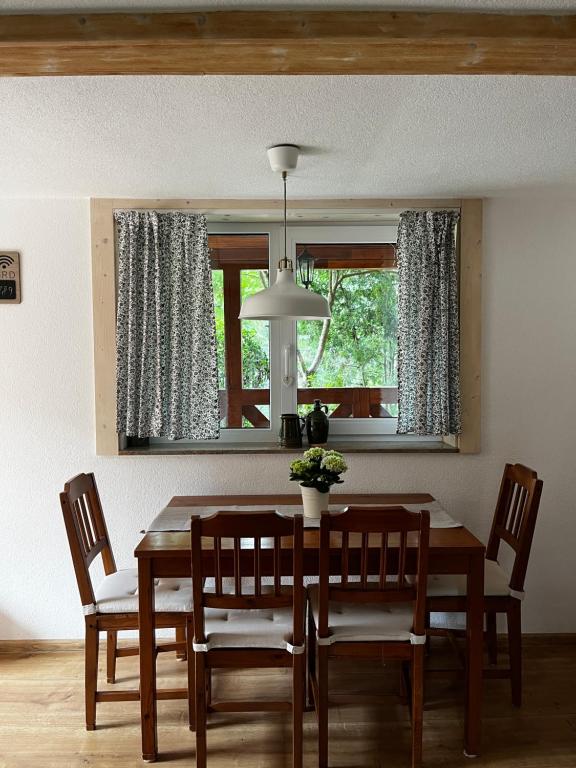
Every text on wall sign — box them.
[0,252,21,304]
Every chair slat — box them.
[213,538,222,595]
[379,532,388,589]
[234,538,241,596]
[398,530,407,586]
[513,487,527,538]
[79,495,96,549]
[73,498,90,556]
[274,536,281,595]
[507,483,521,536]
[360,532,368,587]
[341,531,349,586]
[254,537,261,597]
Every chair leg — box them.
[507,600,522,707]
[175,626,187,661]
[400,660,411,709]
[292,653,304,768]
[206,668,212,707]
[411,646,425,768]
[186,616,196,731]
[106,630,118,684]
[486,611,498,666]
[85,620,99,731]
[195,652,208,768]
[317,645,329,768]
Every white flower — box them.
[303,447,326,462]
[321,454,347,473]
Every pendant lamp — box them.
[238,145,331,321]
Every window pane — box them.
[240,269,270,428]
[296,248,398,419]
[209,234,270,430]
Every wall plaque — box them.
[0,251,21,304]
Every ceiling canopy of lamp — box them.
[238,144,331,321]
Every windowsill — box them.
[119,440,458,455]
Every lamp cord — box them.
[281,171,289,270]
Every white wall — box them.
[0,195,574,639]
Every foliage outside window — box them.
[210,234,398,431]
[297,267,398,418]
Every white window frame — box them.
[285,223,399,437]
[152,220,406,446]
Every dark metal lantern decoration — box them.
[297,248,315,289]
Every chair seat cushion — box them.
[307,585,414,644]
[202,604,298,651]
[94,569,193,613]
[426,559,510,598]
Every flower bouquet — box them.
[289,447,348,518]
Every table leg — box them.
[138,558,157,762]
[464,550,484,757]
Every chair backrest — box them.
[318,506,430,640]
[60,473,117,609]
[486,463,543,594]
[191,511,304,649]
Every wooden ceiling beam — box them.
[2,10,576,76]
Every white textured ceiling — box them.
[1,74,576,198]
[3,1,576,198]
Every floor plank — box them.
[0,638,575,767]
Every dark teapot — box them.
[305,399,329,446]
[280,413,305,448]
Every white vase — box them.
[300,485,330,519]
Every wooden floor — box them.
[0,637,575,768]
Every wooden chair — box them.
[60,473,191,730]
[187,510,305,768]
[308,506,430,768]
[426,463,543,706]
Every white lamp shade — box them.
[238,269,331,320]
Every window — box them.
[203,222,401,442]
[92,197,481,456]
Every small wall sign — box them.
[0,251,21,304]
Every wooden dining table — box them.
[135,493,485,763]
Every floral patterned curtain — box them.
[396,210,461,436]
[114,210,220,440]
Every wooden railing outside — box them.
[219,387,398,428]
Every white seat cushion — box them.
[201,604,296,650]
[307,584,414,643]
[426,559,510,598]
[93,568,193,613]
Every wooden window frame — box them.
[91,197,481,455]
